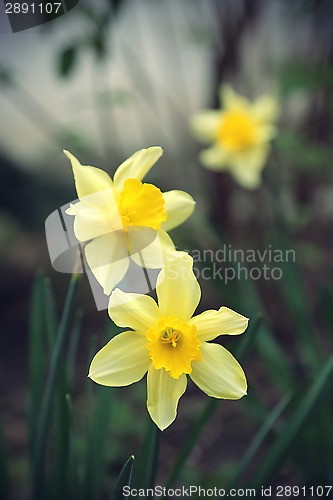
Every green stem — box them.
[145,424,162,488]
[133,418,162,488]
[31,274,80,500]
[166,399,217,489]
[66,394,79,500]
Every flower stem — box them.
[138,419,162,491]
[145,422,162,490]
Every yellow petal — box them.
[230,166,261,189]
[84,232,130,295]
[129,229,177,269]
[108,289,160,333]
[113,147,163,193]
[156,254,201,321]
[70,197,120,241]
[199,146,230,170]
[64,150,113,200]
[162,191,196,231]
[220,84,250,111]
[190,111,221,143]
[229,146,268,189]
[190,342,247,399]
[147,366,187,430]
[89,331,150,386]
[189,307,249,341]
[252,95,279,123]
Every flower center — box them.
[118,178,167,231]
[161,327,181,347]
[216,109,258,151]
[146,316,201,379]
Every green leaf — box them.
[32,274,80,499]
[96,88,133,107]
[292,403,333,484]
[59,127,95,156]
[82,336,97,500]
[251,354,333,488]
[279,61,333,95]
[83,333,114,500]
[43,277,58,352]
[275,132,333,171]
[28,272,45,459]
[58,46,78,77]
[226,393,292,489]
[66,394,79,499]
[67,309,83,390]
[43,278,73,499]
[92,33,107,60]
[108,0,125,13]
[52,388,70,500]
[319,280,333,346]
[263,217,321,375]
[113,455,135,500]
[0,415,9,500]
[0,65,14,86]
[90,387,114,499]
[135,419,161,490]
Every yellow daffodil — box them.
[65,147,195,294]
[89,254,248,430]
[191,85,279,189]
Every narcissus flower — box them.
[89,255,248,430]
[190,85,279,189]
[65,147,195,294]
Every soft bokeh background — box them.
[1,0,333,499]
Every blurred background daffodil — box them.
[190,85,279,189]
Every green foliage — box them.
[28,272,45,456]
[113,455,135,500]
[0,65,14,86]
[251,355,333,488]
[58,46,78,77]
[0,416,10,500]
[169,210,333,489]
[166,314,262,489]
[31,274,80,499]
[56,0,127,76]
[279,61,333,95]
[275,132,332,171]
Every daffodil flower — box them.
[89,255,248,430]
[191,85,279,189]
[64,147,195,294]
